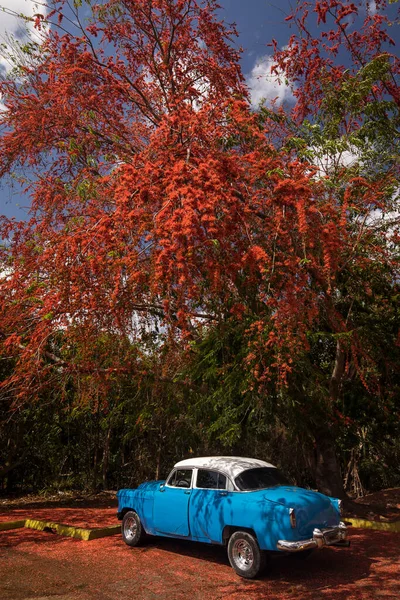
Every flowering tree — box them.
[0,0,316,394]
[269,0,400,495]
[0,0,399,495]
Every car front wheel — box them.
[227,531,266,579]
[121,510,146,547]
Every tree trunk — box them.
[329,340,346,405]
[314,428,346,498]
[0,459,23,480]
[1,432,27,491]
[155,430,163,481]
[91,398,100,491]
[313,339,347,498]
[102,427,111,490]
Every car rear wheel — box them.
[227,531,266,579]
[121,510,146,547]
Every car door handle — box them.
[219,491,228,497]
[184,490,191,495]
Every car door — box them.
[153,468,193,536]
[189,469,232,543]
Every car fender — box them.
[117,481,165,533]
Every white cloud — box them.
[0,1,47,75]
[366,1,377,16]
[246,55,294,109]
[0,1,48,110]
[314,148,359,178]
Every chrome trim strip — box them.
[289,507,296,528]
[277,521,348,552]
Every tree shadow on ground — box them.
[0,527,79,549]
[0,527,399,600]
[113,527,400,598]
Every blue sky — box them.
[218,0,292,71]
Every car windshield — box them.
[235,467,291,491]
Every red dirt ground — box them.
[352,488,400,521]
[0,506,117,529]
[0,518,399,599]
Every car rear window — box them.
[235,467,290,491]
[196,469,227,490]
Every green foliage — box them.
[187,321,257,445]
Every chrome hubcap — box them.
[232,539,254,570]
[124,517,138,540]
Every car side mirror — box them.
[159,483,165,492]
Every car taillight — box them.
[289,508,296,528]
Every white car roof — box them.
[174,456,276,481]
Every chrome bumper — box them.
[277,521,348,553]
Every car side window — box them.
[167,469,193,488]
[196,469,227,490]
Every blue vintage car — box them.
[117,456,348,578]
